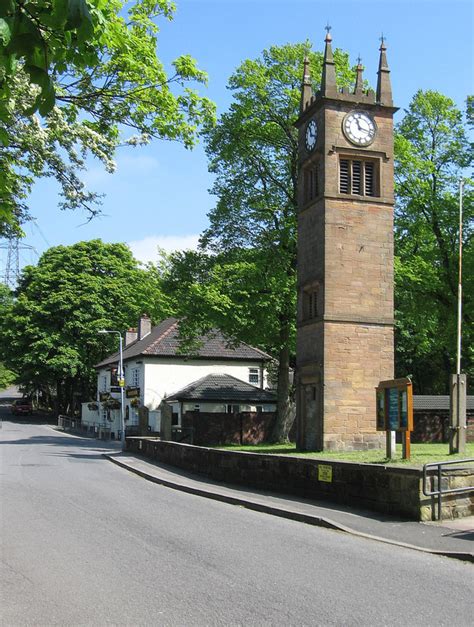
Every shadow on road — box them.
[0,397,56,425]
[442,529,474,542]
[0,428,121,453]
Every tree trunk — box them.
[54,380,62,416]
[269,325,295,443]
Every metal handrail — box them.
[422,457,474,521]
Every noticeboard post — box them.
[376,378,413,459]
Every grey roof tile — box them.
[95,318,272,368]
[165,373,277,403]
[413,395,474,410]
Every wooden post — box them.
[402,431,411,460]
[402,381,413,460]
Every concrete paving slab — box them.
[104,451,474,563]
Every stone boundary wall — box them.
[182,411,276,446]
[413,410,474,443]
[126,438,473,521]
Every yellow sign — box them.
[119,378,125,387]
[318,464,333,483]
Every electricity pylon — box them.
[0,237,37,289]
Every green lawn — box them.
[216,442,474,466]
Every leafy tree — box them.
[166,43,355,442]
[0,239,171,412]
[0,284,16,389]
[394,90,473,392]
[0,1,215,234]
[0,362,16,389]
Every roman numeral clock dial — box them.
[342,111,377,146]
[305,119,318,151]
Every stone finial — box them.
[321,27,337,97]
[300,55,313,113]
[376,35,393,106]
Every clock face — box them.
[342,111,377,146]
[305,119,318,151]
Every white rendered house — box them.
[81,315,273,438]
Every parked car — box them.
[11,399,33,416]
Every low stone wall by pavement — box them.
[432,468,474,521]
[126,438,474,521]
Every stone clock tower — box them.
[295,31,397,451]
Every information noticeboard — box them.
[375,378,413,433]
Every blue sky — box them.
[7,0,473,269]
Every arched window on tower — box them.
[303,160,320,204]
[302,285,320,321]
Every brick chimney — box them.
[138,314,152,340]
[125,327,138,347]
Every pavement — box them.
[103,450,474,563]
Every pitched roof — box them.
[165,373,277,404]
[95,318,272,368]
[413,395,474,411]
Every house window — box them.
[249,368,260,385]
[131,367,140,388]
[110,367,118,387]
[303,162,319,203]
[194,404,200,413]
[100,375,107,392]
[339,158,377,197]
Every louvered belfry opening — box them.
[339,159,350,194]
[339,158,377,197]
[364,162,375,196]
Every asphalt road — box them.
[1,418,473,626]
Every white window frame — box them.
[131,367,140,388]
[249,368,260,386]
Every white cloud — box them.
[127,234,200,264]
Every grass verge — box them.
[215,442,474,466]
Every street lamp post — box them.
[449,179,467,454]
[99,329,125,450]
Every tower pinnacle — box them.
[354,56,364,95]
[300,56,313,113]
[321,27,337,97]
[376,35,393,105]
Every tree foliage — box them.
[0,240,171,411]
[165,43,356,442]
[0,284,16,389]
[394,90,473,392]
[0,1,215,235]
[0,362,16,390]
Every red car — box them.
[11,399,33,416]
